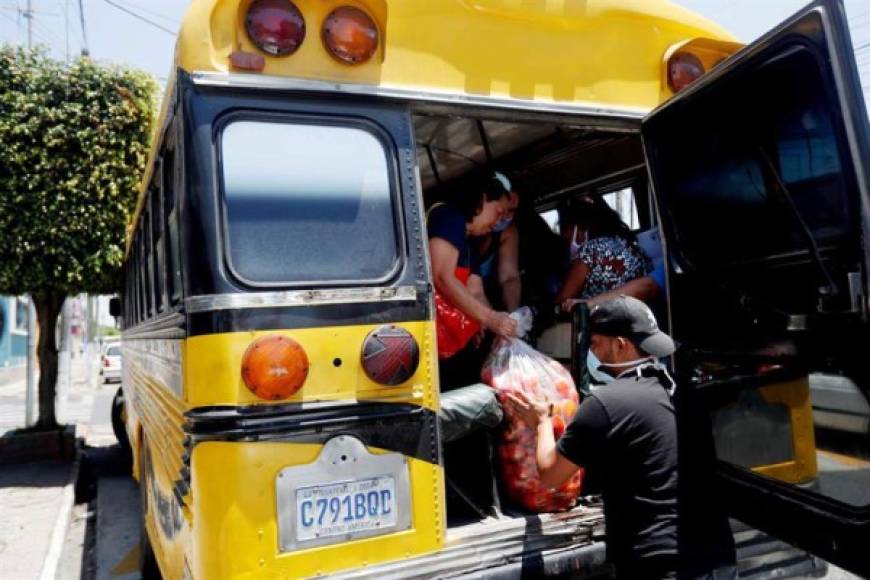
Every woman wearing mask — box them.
[476,172,522,312]
[555,198,650,311]
[429,181,518,390]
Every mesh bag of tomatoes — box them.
[481,338,584,512]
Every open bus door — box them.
[642,0,870,575]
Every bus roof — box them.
[176,0,739,112]
[127,0,740,253]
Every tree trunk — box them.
[33,291,66,431]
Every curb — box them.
[38,447,81,580]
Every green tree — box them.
[0,47,157,430]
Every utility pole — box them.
[77,0,89,56]
[23,0,33,48]
[64,0,70,62]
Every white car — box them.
[101,344,122,383]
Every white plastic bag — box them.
[482,338,584,512]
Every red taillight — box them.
[241,335,309,400]
[322,6,379,64]
[245,0,306,56]
[103,358,110,368]
[667,52,705,92]
[361,326,420,386]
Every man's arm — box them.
[504,391,582,489]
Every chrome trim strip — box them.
[190,72,646,126]
[185,285,418,313]
[122,312,186,340]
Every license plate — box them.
[295,476,398,542]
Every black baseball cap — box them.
[589,295,675,357]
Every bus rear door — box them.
[642,0,870,576]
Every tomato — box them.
[552,415,566,439]
[554,379,573,398]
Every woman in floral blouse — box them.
[554,198,650,310]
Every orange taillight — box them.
[322,6,379,64]
[241,335,309,400]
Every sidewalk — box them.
[0,460,77,580]
[0,355,102,435]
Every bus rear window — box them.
[220,120,400,285]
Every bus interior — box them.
[412,111,651,526]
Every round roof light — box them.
[667,52,705,93]
[322,6,379,64]
[245,0,306,57]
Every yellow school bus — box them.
[112,0,870,578]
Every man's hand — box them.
[504,389,550,427]
[504,389,580,489]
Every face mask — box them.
[492,217,513,233]
[587,350,616,385]
[591,354,678,396]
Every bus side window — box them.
[137,229,147,323]
[163,144,183,305]
[151,165,167,314]
[143,206,155,320]
[601,187,640,230]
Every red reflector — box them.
[245,0,306,57]
[667,52,705,92]
[322,6,379,64]
[361,326,420,386]
[230,50,266,71]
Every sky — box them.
[0,0,868,102]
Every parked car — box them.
[101,344,122,383]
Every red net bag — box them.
[481,338,584,512]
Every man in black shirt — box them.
[507,296,680,579]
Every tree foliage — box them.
[0,47,157,429]
[0,46,157,296]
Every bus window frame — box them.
[214,110,407,290]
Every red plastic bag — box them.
[434,266,481,359]
[482,338,584,512]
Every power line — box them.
[101,0,174,35]
[32,16,64,48]
[0,9,18,29]
[119,0,177,26]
